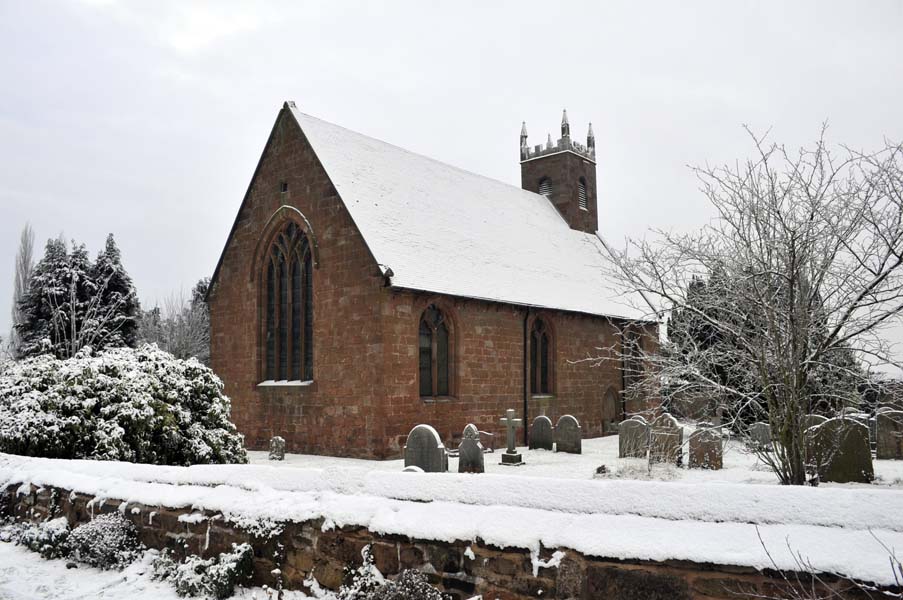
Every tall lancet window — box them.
[419,305,453,398]
[530,318,553,395]
[264,221,313,381]
[578,178,588,211]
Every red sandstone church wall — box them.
[379,292,638,455]
[210,107,389,458]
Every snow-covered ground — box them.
[0,542,309,600]
[248,434,903,488]
[2,434,902,588]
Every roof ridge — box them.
[289,105,550,205]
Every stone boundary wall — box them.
[0,483,882,600]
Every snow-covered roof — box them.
[289,105,640,320]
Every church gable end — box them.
[208,103,389,458]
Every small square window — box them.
[280,181,289,194]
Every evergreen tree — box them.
[17,237,70,357]
[17,235,139,359]
[91,234,140,348]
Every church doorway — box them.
[602,387,620,434]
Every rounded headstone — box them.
[555,415,582,454]
[404,424,448,473]
[529,415,554,451]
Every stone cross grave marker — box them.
[688,423,722,470]
[404,424,448,473]
[458,423,485,473]
[529,415,554,451]
[649,413,682,465]
[806,418,873,483]
[268,436,285,461]
[555,415,582,454]
[876,410,903,460]
[499,409,524,466]
[619,416,649,458]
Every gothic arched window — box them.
[263,221,313,381]
[578,178,588,210]
[419,305,452,398]
[530,318,552,395]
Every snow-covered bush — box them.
[367,570,448,600]
[67,512,141,569]
[0,344,247,465]
[338,545,385,600]
[333,546,448,600]
[2,517,70,559]
[153,543,253,599]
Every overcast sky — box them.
[1,1,902,353]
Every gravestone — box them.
[748,422,772,450]
[802,414,828,432]
[499,409,524,466]
[688,425,722,470]
[529,415,554,451]
[876,410,903,460]
[268,436,286,461]
[555,415,582,454]
[618,417,649,458]
[458,424,485,473]
[404,424,448,473]
[649,413,682,465]
[806,418,874,483]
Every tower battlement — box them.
[520,110,595,163]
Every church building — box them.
[208,102,657,458]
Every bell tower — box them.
[520,110,598,234]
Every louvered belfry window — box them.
[578,178,588,210]
[419,305,451,398]
[538,177,552,198]
[264,221,313,381]
[530,318,552,395]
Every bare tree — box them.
[598,128,903,485]
[9,223,35,358]
[138,289,210,364]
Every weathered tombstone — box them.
[688,425,722,470]
[404,424,448,473]
[618,417,649,458]
[801,414,828,432]
[649,413,682,465]
[806,419,874,483]
[268,436,286,461]
[458,424,485,473]
[529,415,554,451]
[555,415,582,454]
[876,410,903,460]
[499,409,524,466]
[748,422,772,451]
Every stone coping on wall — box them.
[4,483,895,600]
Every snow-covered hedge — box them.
[0,345,247,465]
